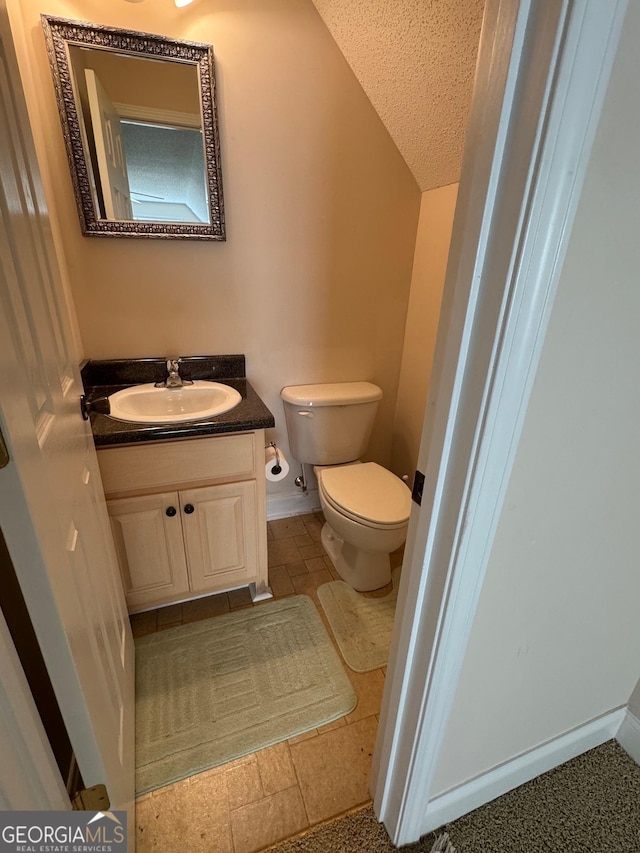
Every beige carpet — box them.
[265,805,453,852]
[268,741,640,852]
[442,741,640,852]
[135,595,357,794]
[317,573,398,672]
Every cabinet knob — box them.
[165,506,177,517]
[184,504,195,514]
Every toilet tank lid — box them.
[280,381,382,407]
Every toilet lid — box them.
[320,462,411,526]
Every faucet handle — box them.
[155,358,183,387]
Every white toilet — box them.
[280,382,412,591]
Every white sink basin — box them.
[108,381,242,424]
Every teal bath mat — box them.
[317,573,398,672]
[135,595,357,794]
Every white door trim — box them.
[425,707,626,831]
[372,0,628,845]
[113,103,201,130]
[616,708,640,765]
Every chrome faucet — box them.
[165,359,183,388]
[156,358,192,388]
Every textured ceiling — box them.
[311,0,485,192]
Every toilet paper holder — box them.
[265,441,282,475]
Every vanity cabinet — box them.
[97,431,270,613]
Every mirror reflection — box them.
[69,47,207,223]
[42,17,225,240]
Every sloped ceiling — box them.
[311,0,485,192]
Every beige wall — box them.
[432,0,640,795]
[8,0,420,505]
[391,183,458,480]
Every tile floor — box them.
[132,512,402,853]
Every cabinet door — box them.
[107,491,190,610]
[181,481,258,593]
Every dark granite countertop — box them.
[82,355,275,448]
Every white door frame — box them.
[372,0,628,845]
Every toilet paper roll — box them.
[265,445,289,482]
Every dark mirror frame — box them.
[42,15,225,241]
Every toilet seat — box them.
[318,462,411,529]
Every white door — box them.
[85,69,133,220]
[0,607,68,809]
[0,7,134,821]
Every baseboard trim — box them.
[266,488,321,521]
[424,707,626,833]
[616,708,640,765]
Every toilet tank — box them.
[280,382,382,465]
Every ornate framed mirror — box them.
[42,16,225,240]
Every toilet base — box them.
[320,523,391,592]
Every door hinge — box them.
[71,783,110,811]
[0,426,9,469]
[412,470,425,506]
